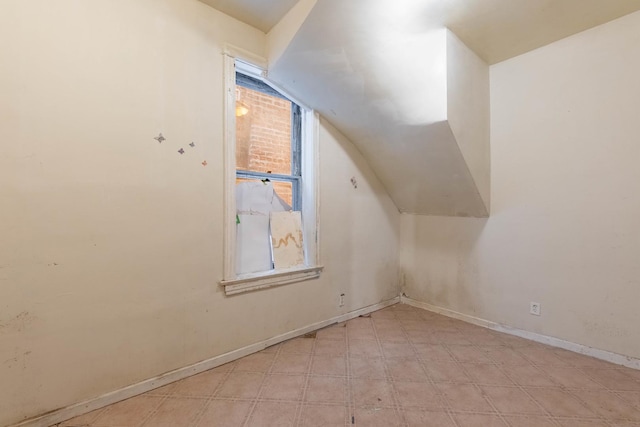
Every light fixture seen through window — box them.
[236,101,249,117]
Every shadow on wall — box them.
[320,117,399,229]
[320,117,400,306]
[402,215,488,314]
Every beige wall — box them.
[0,1,399,425]
[401,11,640,360]
[446,30,491,213]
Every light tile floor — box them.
[55,304,640,426]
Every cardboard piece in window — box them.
[270,211,305,270]
[236,181,290,215]
[236,214,272,275]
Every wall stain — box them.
[2,350,32,370]
[272,233,303,249]
[583,319,629,338]
[0,311,36,334]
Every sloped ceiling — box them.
[201,0,640,63]
[198,0,298,33]
[200,0,640,216]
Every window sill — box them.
[220,265,324,296]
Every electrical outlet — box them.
[530,302,541,316]
[339,293,345,307]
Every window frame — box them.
[220,46,322,296]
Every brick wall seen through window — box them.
[235,85,293,205]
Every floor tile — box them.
[215,372,264,399]
[437,383,494,412]
[353,407,402,426]
[92,395,163,427]
[381,342,415,358]
[299,404,347,426]
[271,352,311,374]
[502,415,557,427]
[586,368,640,391]
[171,369,227,397]
[349,357,387,379]
[480,385,545,415]
[280,337,315,354]
[314,339,347,356]
[484,347,531,365]
[376,328,409,343]
[351,379,395,407]
[53,304,640,427]
[195,400,252,426]
[555,419,609,426]
[404,410,455,427]
[347,317,373,329]
[572,389,640,421]
[413,343,454,361]
[385,358,428,381]
[447,344,493,363]
[617,391,640,408]
[259,374,305,401]
[541,366,603,389]
[405,329,436,343]
[305,376,346,403]
[423,360,472,383]
[145,382,177,397]
[453,413,508,427]
[310,355,346,376]
[234,351,276,372]
[525,387,597,417]
[246,401,298,427]
[463,363,515,386]
[141,397,206,427]
[315,324,346,340]
[348,339,382,358]
[432,331,472,345]
[518,346,571,366]
[504,364,557,387]
[393,381,443,409]
[60,408,105,426]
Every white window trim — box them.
[220,46,322,296]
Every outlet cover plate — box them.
[530,302,541,316]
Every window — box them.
[220,48,322,295]
[235,72,302,210]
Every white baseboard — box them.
[14,297,400,427]
[401,296,640,371]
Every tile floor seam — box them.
[489,359,570,426]
[580,366,640,393]
[614,390,640,411]
[375,313,412,426]
[241,340,290,427]
[445,340,516,427]
[403,317,461,427]
[189,362,238,427]
[344,321,356,427]
[290,336,318,426]
[121,393,168,427]
[143,395,169,427]
[528,366,617,425]
[448,333,556,426]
